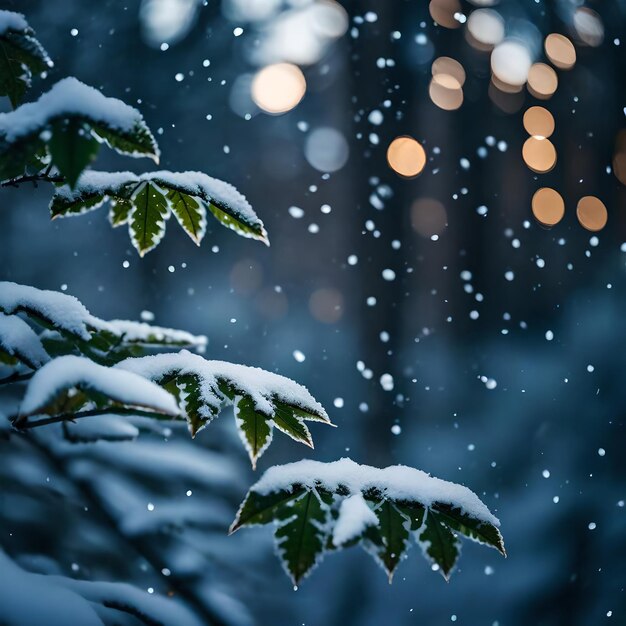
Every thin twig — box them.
[1,172,65,188]
[12,407,172,430]
[0,371,34,386]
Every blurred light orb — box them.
[429,0,462,29]
[522,137,557,173]
[573,8,604,47]
[386,136,427,178]
[311,0,349,38]
[523,106,555,138]
[491,40,532,87]
[431,56,466,86]
[251,63,306,114]
[545,34,576,69]
[467,9,504,48]
[576,196,607,231]
[305,127,349,172]
[411,198,448,237]
[527,63,558,99]
[429,74,464,110]
[140,0,198,46]
[309,287,344,323]
[531,188,564,226]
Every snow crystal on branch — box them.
[252,457,500,526]
[19,355,180,417]
[332,493,379,547]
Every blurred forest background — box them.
[1,0,625,624]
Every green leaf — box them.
[418,510,461,581]
[0,134,44,181]
[272,401,313,447]
[433,503,506,556]
[168,373,215,436]
[48,119,100,189]
[0,28,51,107]
[108,199,132,227]
[230,486,307,533]
[208,202,269,246]
[395,501,426,531]
[128,181,170,256]
[167,189,206,245]
[50,190,107,219]
[275,489,330,585]
[90,120,159,162]
[234,395,273,469]
[364,500,411,581]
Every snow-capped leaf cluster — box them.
[231,458,505,584]
[2,282,330,464]
[0,77,158,186]
[50,169,269,256]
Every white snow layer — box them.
[19,355,180,417]
[332,493,379,546]
[0,312,49,368]
[0,281,93,340]
[0,77,152,143]
[56,169,261,227]
[116,350,328,420]
[0,281,206,347]
[252,458,500,526]
[0,10,28,34]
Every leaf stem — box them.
[0,371,34,385]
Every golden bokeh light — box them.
[545,34,576,70]
[429,74,464,111]
[523,106,555,138]
[432,56,466,86]
[251,63,306,114]
[613,129,626,186]
[309,288,344,324]
[429,0,462,29]
[386,136,427,178]
[527,63,558,99]
[522,137,557,173]
[531,188,564,226]
[576,196,607,231]
[411,198,448,238]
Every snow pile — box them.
[19,355,180,417]
[106,319,207,349]
[116,350,328,420]
[252,458,500,526]
[332,493,379,546]
[0,312,49,368]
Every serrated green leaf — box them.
[418,510,461,581]
[230,486,307,533]
[109,198,132,227]
[234,395,273,469]
[90,120,159,162]
[0,48,28,108]
[2,30,51,75]
[167,189,206,245]
[395,501,426,531]
[50,190,107,219]
[175,373,215,436]
[433,503,506,556]
[129,181,170,256]
[208,202,269,246]
[272,401,313,447]
[275,489,330,585]
[364,500,411,580]
[48,118,100,189]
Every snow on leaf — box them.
[0,311,49,369]
[129,181,170,257]
[18,355,180,419]
[0,77,159,181]
[234,394,273,469]
[232,458,504,584]
[116,350,330,463]
[50,169,268,253]
[332,493,378,547]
